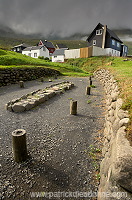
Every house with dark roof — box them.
[22,45,49,58]
[56,43,68,50]
[38,40,55,55]
[52,49,65,62]
[11,43,30,53]
[86,23,128,57]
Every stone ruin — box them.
[6,81,74,113]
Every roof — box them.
[13,43,30,48]
[56,44,68,49]
[39,40,55,49]
[107,28,122,43]
[23,46,46,51]
[52,49,65,56]
[87,23,123,43]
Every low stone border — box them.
[6,81,74,113]
[94,69,132,200]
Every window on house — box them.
[93,40,96,45]
[28,53,31,57]
[34,53,37,57]
[96,29,102,35]
[112,39,115,46]
[43,47,46,51]
[117,42,120,47]
[17,47,20,51]
[54,56,57,58]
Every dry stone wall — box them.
[0,67,60,86]
[6,81,74,113]
[94,69,132,200]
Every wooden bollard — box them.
[19,81,24,88]
[86,86,91,95]
[89,76,92,80]
[70,100,77,115]
[12,129,28,163]
[40,77,44,82]
[54,74,57,79]
[90,80,92,86]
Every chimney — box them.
[102,25,107,49]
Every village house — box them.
[86,23,128,57]
[22,45,49,59]
[38,40,55,55]
[56,43,68,50]
[52,49,65,62]
[11,43,30,53]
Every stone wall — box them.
[94,69,132,200]
[0,67,60,86]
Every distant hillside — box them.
[0,24,132,54]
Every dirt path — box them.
[0,77,105,200]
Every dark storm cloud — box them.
[0,0,132,37]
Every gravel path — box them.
[0,77,105,200]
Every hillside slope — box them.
[0,49,88,77]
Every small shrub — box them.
[87,100,91,104]
[38,56,44,59]
[44,57,50,61]
[95,173,101,181]
[90,85,96,88]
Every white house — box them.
[52,49,65,62]
[22,45,49,59]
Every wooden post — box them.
[54,74,57,79]
[12,129,28,162]
[70,100,77,115]
[19,81,24,88]
[40,77,44,82]
[90,80,92,86]
[86,86,90,95]
[89,76,92,80]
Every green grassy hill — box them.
[0,37,88,50]
[124,41,132,55]
[0,49,88,77]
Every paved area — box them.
[0,77,105,200]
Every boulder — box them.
[12,103,25,112]
[112,127,132,192]
[119,118,130,127]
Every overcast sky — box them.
[0,0,132,37]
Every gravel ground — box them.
[0,77,105,200]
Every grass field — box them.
[0,49,88,77]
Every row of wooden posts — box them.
[19,75,58,88]
[12,77,93,162]
[70,76,92,115]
